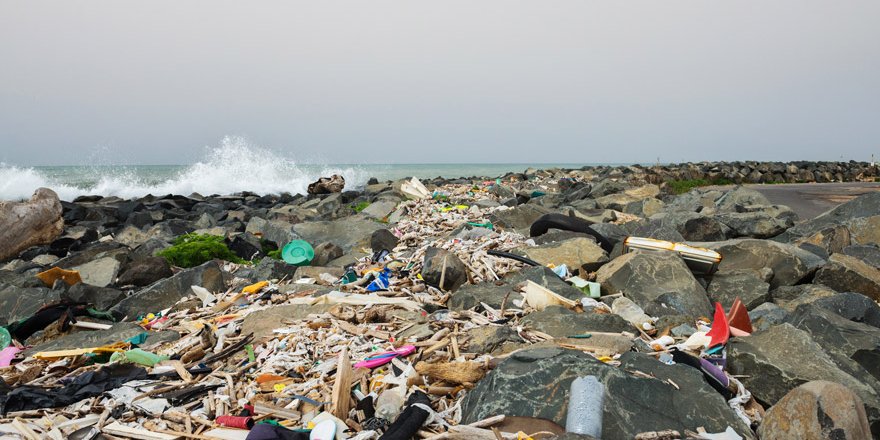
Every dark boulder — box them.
[710,239,825,289]
[814,253,880,300]
[116,257,173,287]
[422,247,468,292]
[757,381,871,440]
[595,251,711,318]
[706,269,771,310]
[460,348,754,440]
[109,260,226,320]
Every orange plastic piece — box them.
[255,374,287,384]
[36,267,82,287]
[706,302,730,347]
[242,281,269,294]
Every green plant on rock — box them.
[666,177,735,195]
[158,233,245,268]
[352,201,371,212]
[266,249,282,260]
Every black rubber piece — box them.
[529,213,614,253]
[379,390,431,440]
[487,250,541,267]
[670,349,734,399]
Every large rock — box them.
[595,186,661,214]
[449,266,582,311]
[463,325,521,355]
[812,292,880,329]
[226,233,263,261]
[131,238,170,260]
[749,302,789,331]
[714,212,790,238]
[116,257,173,287]
[728,323,880,431]
[714,186,772,212]
[71,256,122,287]
[794,225,852,256]
[292,217,384,253]
[370,229,399,252]
[311,242,343,267]
[23,322,178,356]
[489,205,554,231]
[520,306,632,338]
[245,217,299,248]
[240,304,334,340]
[0,188,64,262]
[460,348,754,440]
[709,239,826,288]
[843,245,880,269]
[595,251,711,318]
[786,303,880,381]
[114,225,151,247]
[422,247,468,292]
[0,285,59,324]
[758,381,871,440]
[628,219,686,242]
[814,253,880,300]
[655,211,729,242]
[778,192,880,242]
[706,269,770,310]
[237,258,298,282]
[360,200,399,220]
[54,242,129,269]
[307,174,345,195]
[772,284,838,306]
[521,237,608,275]
[66,283,127,310]
[315,193,343,217]
[849,215,880,246]
[110,260,226,320]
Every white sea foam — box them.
[0,136,370,201]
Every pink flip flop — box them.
[354,345,416,369]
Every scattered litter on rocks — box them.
[1,164,879,439]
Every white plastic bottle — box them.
[565,375,604,437]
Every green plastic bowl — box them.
[281,240,315,266]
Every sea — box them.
[1,137,615,201]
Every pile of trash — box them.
[1,170,879,440]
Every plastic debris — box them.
[565,376,604,437]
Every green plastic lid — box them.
[281,240,315,266]
[0,327,11,350]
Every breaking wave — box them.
[0,136,370,201]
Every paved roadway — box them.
[743,182,880,220]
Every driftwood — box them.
[0,188,63,261]
[415,361,487,384]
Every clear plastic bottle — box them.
[565,376,604,437]
[375,387,406,421]
[611,297,654,330]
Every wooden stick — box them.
[423,337,450,356]
[330,346,353,420]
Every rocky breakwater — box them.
[505,160,879,187]
[0,166,878,439]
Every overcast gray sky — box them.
[1,1,878,165]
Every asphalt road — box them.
[743,182,880,220]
